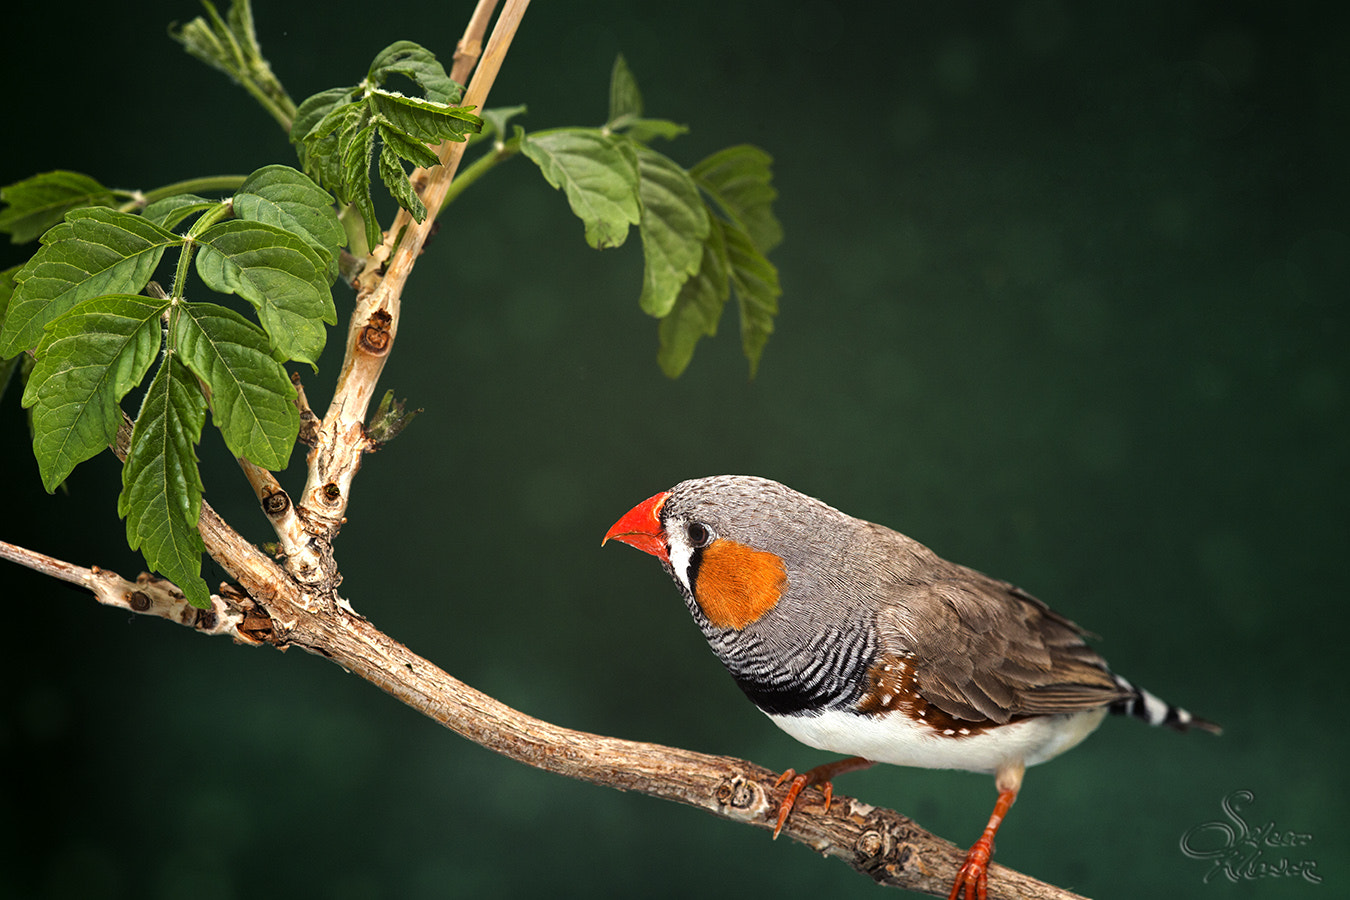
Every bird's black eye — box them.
[686,522,713,547]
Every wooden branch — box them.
[0,538,1084,900]
[451,0,499,85]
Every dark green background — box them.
[3,1,1345,897]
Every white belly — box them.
[766,706,1108,774]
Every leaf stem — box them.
[171,200,234,298]
[122,175,249,213]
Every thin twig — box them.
[451,0,500,85]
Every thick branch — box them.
[1,541,1084,900]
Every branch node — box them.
[358,309,394,355]
[715,773,771,823]
[262,488,291,517]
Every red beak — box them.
[603,491,671,562]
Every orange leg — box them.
[771,756,874,838]
[949,763,1024,900]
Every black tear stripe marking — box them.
[686,542,705,596]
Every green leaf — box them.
[367,40,463,105]
[634,147,710,317]
[171,0,246,81]
[378,139,427,222]
[0,208,178,357]
[480,105,527,141]
[691,145,783,254]
[0,265,19,402]
[0,264,17,341]
[21,294,167,491]
[170,0,296,131]
[658,219,730,378]
[621,118,689,143]
[142,194,218,231]
[194,219,335,365]
[0,171,117,244]
[608,54,643,127]
[119,354,210,609]
[366,90,481,232]
[376,121,442,171]
[233,165,345,281]
[723,223,780,377]
[519,128,641,250]
[368,89,481,143]
[338,121,378,205]
[172,301,298,469]
[290,86,355,171]
[290,43,481,248]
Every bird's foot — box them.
[948,779,1019,900]
[948,836,992,900]
[770,756,873,839]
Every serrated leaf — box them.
[142,194,218,231]
[290,86,355,163]
[692,145,783,254]
[310,97,369,150]
[0,171,117,244]
[119,354,210,608]
[635,147,709,317]
[290,43,480,246]
[171,0,295,132]
[608,54,643,127]
[0,265,19,402]
[520,129,641,250]
[379,141,427,222]
[333,119,380,248]
[170,1,237,80]
[21,294,167,491]
[0,208,178,357]
[172,301,298,469]
[340,122,378,202]
[658,218,730,378]
[480,105,527,141]
[0,264,17,340]
[368,89,480,143]
[368,40,463,104]
[723,223,780,377]
[194,220,335,365]
[377,122,442,171]
[233,165,344,281]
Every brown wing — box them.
[877,568,1133,725]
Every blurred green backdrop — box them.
[2,1,1345,898]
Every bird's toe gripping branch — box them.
[770,756,875,838]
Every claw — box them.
[948,837,993,900]
[771,769,809,838]
[768,757,873,839]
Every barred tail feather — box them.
[1109,676,1222,735]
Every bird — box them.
[604,475,1220,900]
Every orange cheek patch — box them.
[693,540,788,630]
